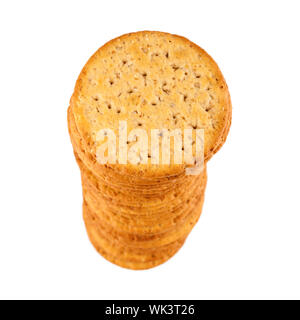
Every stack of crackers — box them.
[68,31,231,269]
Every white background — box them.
[0,0,299,300]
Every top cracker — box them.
[70,31,231,177]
